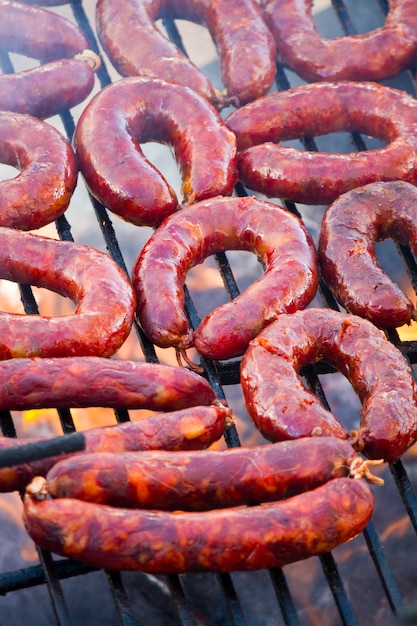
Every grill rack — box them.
[0,0,417,624]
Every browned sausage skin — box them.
[132,195,318,361]
[74,77,237,227]
[260,0,417,83]
[96,0,276,107]
[0,228,135,358]
[23,476,375,574]
[318,180,417,328]
[241,308,417,463]
[226,81,417,205]
[0,111,77,230]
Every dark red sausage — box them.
[318,180,417,329]
[261,0,417,83]
[226,81,417,205]
[0,111,77,230]
[74,77,237,227]
[240,308,417,463]
[96,0,276,107]
[45,437,361,510]
[0,404,229,492]
[23,476,375,574]
[132,195,318,361]
[0,228,135,359]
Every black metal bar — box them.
[0,432,85,468]
[319,553,360,626]
[269,568,301,626]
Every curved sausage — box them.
[0,404,229,492]
[96,0,276,107]
[261,0,417,83]
[74,77,237,227]
[0,228,135,359]
[23,476,375,574]
[240,308,417,463]
[318,180,417,329]
[0,2,99,118]
[45,437,362,510]
[132,195,318,361]
[226,81,417,205]
[0,111,77,230]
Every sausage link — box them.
[23,476,375,574]
[226,81,417,205]
[0,404,229,492]
[96,0,276,107]
[261,0,417,83]
[46,437,359,510]
[241,308,417,463]
[0,228,135,359]
[132,195,318,361]
[318,180,417,328]
[74,77,237,227]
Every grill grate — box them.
[0,1,417,624]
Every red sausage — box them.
[0,111,77,230]
[226,81,417,205]
[96,0,276,107]
[0,2,99,118]
[132,195,318,361]
[240,308,417,463]
[45,437,361,510]
[0,228,135,359]
[318,180,417,329]
[74,77,237,227]
[23,476,375,574]
[0,404,229,492]
[261,0,417,82]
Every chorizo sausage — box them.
[45,437,365,510]
[226,81,417,205]
[0,2,99,118]
[318,180,417,329]
[73,77,237,227]
[0,228,135,359]
[96,0,276,107]
[0,404,229,492]
[132,195,318,361]
[240,308,417,463]
[0,111,77,230]
[23,476,375,574]
[261,0,417,83]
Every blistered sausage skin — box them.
[0,228,135,359]
[261,0,417,83]
[318,180,417,329]
[46,437,359,510]
[0,111,77,230]
[0,404,229,493]
[241,308,417,463]
[96,0,276,107]
[74,77,237,227]
[226,81,417,205]
[0,1,99,118]
[23,476,374,574]
[132,195,318,361]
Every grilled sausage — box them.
[0,111,77,230]
[0,404,229,492]
[74,77,237,227]
[0,228,135,359]
[23,476,375,574]
[45,437,361,510]
[240,308,417,463]
[0,1,99,118]
[96,0,276,107]
[261,0,417,83]
[132,195,318,361]
[226,81,417,205]
[318,180,417,329]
